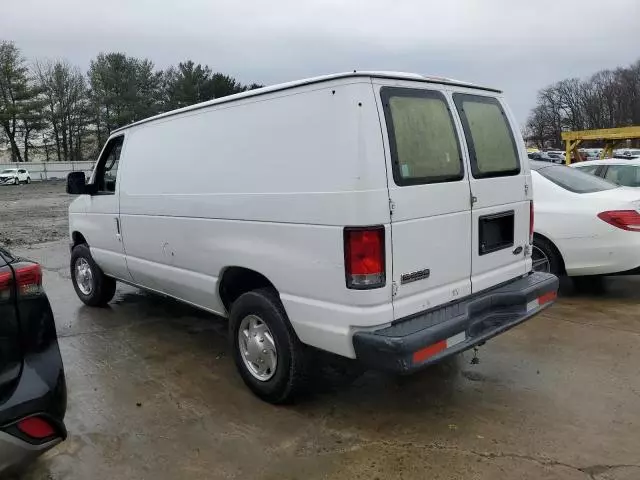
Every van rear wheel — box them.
[229,288,308,404]
[70,244,117,306]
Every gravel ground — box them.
[0,181,73,246]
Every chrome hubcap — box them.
[532,245,550,273]
[75,258,94,295]
[238,315,277,381]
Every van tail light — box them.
[529,201,534,243]
[344,226,385,289]
[597,210,640,232]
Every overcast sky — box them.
[2,0,639,124]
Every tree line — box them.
[525,59,640,148]
[0,41,262,162]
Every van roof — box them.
[112,71,501,134]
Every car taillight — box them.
[17,416,56,439]
[344,226,385,289]
[529,200,534,243]
[15,263,43,296]
[597,210,640,232]
[0,270,12,301]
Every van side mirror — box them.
[67,172,87,195]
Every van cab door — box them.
[451,92,531,293]
[375,83,472,320]
[82,135,131,281]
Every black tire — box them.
[14,177,19,185]
[573,275,606,294]
[229,288,308,404]
[70,244,116,307]
[532,236,563,275]
[26,177,31,184]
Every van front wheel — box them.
[229,288,308,404]
[70,244,117,306]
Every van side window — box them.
[381,87,463,186]
[453,94,520,178]
[94,136,124,194]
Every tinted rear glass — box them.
[381,87,463,186]
[604,165,640,187]
[538,165,617,193]
[453,94,520,178]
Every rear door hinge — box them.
[389,198,396,215]
[524,183,530,196]
[470,194,478,207]
[392,281,398,297]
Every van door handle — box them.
[114,217,121,241]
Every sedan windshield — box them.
[536,164,617,193]
[1,169,17,174]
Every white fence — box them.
[1,161,94,181]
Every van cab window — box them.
[94,136,124,194]
[453,94,520,178]
[381,87,463,186]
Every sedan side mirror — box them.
[67,172,87,195]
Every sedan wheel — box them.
[532,245,550,273]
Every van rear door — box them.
[376,84,472,320]
[452,92,531,293]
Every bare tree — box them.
[34,60,90,161]
[0,41,42,162]
[526,59,640,147]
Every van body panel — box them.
[372,79,473,320]
[68,72,549,363]
[114,80,393,343]
[450,89,532,292]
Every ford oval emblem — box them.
[512,246,523,255]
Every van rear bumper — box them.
[352,272,559,373]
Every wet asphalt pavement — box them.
[3,182,640,479]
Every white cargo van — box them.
[67,72,558,403]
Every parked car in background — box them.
[530,161,640,284]
[66,71,558,403]
[571,159,640,188]
[546,150,565,157]
[0,169,31,186]
[0,247,66,474]
[578,149,601,161]
[546,151,566,163]
[528,151,562,163]
[619,149,640,158]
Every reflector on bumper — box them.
[412,331,467,364]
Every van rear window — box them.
[381,87,463,186]
[453,94,520,178]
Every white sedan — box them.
[0,168,31,185]
[531,160,640,279]
[570,158,640,188]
